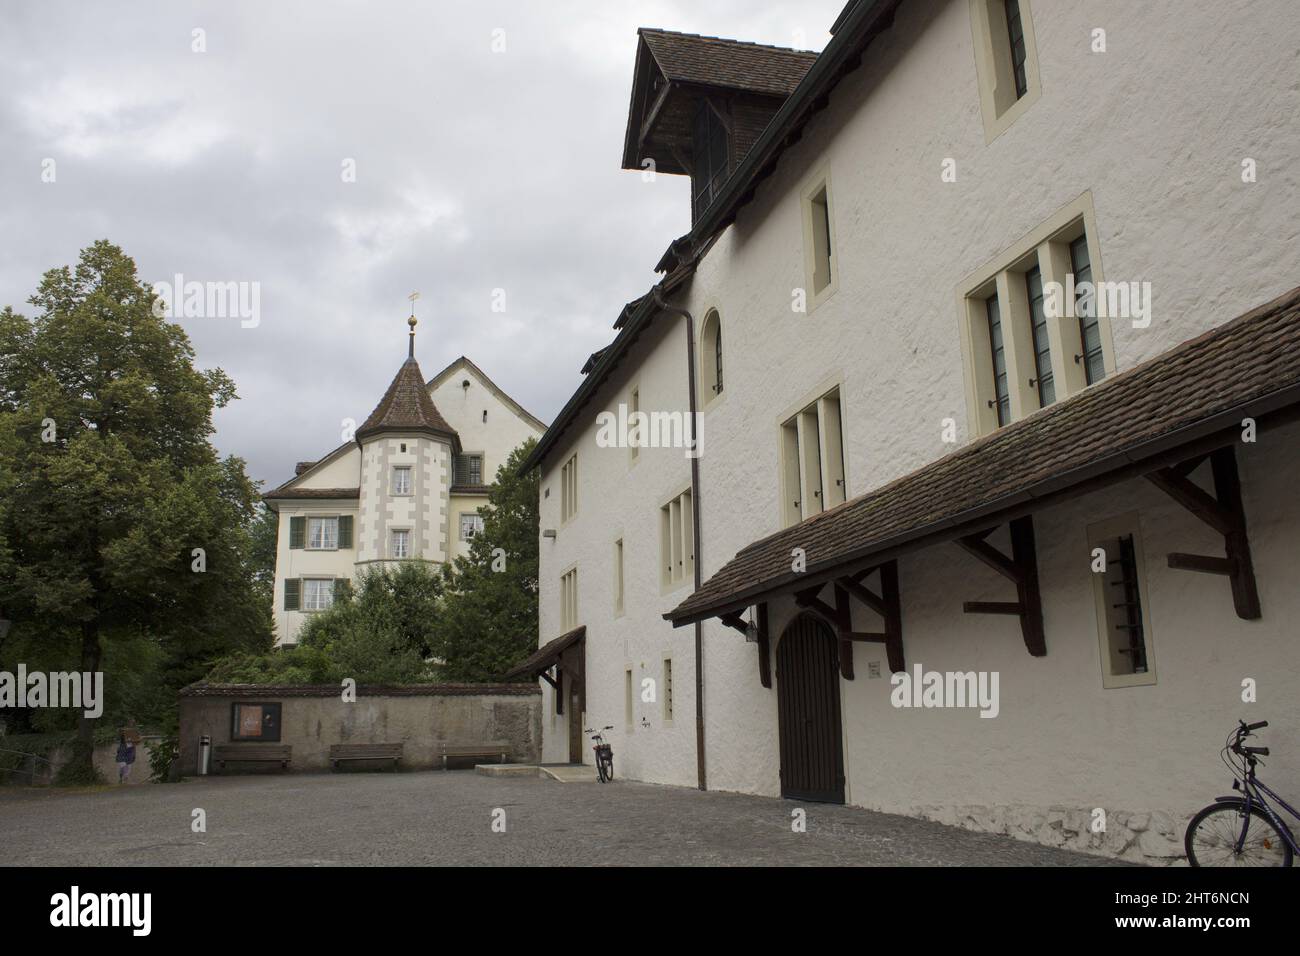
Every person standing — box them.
[115,734,136,784]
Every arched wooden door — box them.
[776,614,845,803]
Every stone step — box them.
[475,763,539,777]
[539,764,599,783]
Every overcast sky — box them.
[0,1,844,486]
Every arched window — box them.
[701,309,723,401]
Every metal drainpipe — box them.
[651,286,706,791]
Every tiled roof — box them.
[263,486,360,500]
[357,356,460,446]
[639,28,817,98]
[667,285,1300,624]
[502,626,585,681]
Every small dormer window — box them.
[692,100,730,219]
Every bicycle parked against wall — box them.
[585,726,614,783]
[1185,720,1299,866]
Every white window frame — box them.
[1087,512,1157,689]
[560,565,578,632]
[777,379,847,528]
[390,528,411,560]
[969,0,1042,143]
[800,168,839,311]
[392,465,412,496]
[560,454,578,524]
[306,516,339,551]
[699,309,725,410]
[956,192,1115,438]
[659,486,694,593]
[302,577,335,613]
[459,512,484,542]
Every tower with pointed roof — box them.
[263,314,546,645]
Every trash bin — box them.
[198,734,211,776]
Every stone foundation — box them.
[913,803,1186,865]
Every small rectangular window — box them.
[659,489,694,589]
[390,529,410,559]
[1025,266,1055,407]
[307,516,338,550]
[625,668,634,727]
[302,577,335,612]
[1088,515,1156,688]
[459,513,483,541]
[560,454,578,522]
[780,387,847,527]
[629,389,640,463]
[560,567,578,631]
[1004,0,1028,98]
[392,466,412,496]
[1071,235,1105,385]
[809,184,834,295]
[985,295,1010,427]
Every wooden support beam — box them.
[879,560,905,674]
[956,534,1024,584]
[841,631,888,643]
[837,574,886,616]
[538,669,559,693]
[957,516,1045,657]
[1148,446,1261,620]
[834,585,854,680]
[1167,553,1234,575]
[757,603,771,689]
[719,612,748,636]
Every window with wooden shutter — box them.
[289,516,305,549]
[337,514,353,549]
[284,578,301,611]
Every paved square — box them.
[0,771,1131,866]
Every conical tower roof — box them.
[356,354,460,449]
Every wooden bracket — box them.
[834,562,904,673]
[1147,445,1260,620]
[957,515,1046,657]
[538,668,559,693]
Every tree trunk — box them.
[65,620,102,782]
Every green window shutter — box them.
[289,516,305,549]
[284,578,300,611]
[333,578,352,601]
[337,515,353,549]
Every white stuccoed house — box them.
[265,322,545,646]
[514,0,1300,864]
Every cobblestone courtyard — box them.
[0,771,1131,866]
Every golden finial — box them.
[407,292,420,357]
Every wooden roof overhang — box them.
[502,626,585,683]
[665,287,1300,683]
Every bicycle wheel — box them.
[594,756,606,783]
[1185,802,1293,867]
[602,755,614,782]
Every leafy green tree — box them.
[0,241,271,780]
[434,438,539,681]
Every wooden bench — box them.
[213,744,292,772]
[329,742,403,771]
[439,742,509,770]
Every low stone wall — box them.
[177,682,541,775]
[1,737,159,787]
[913,803,1185,865]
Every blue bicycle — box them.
[1185,720,1299,867]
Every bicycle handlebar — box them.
[1242,720,1269,733]
[1243,746,1270,756]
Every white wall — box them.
[536,0,1300,858]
